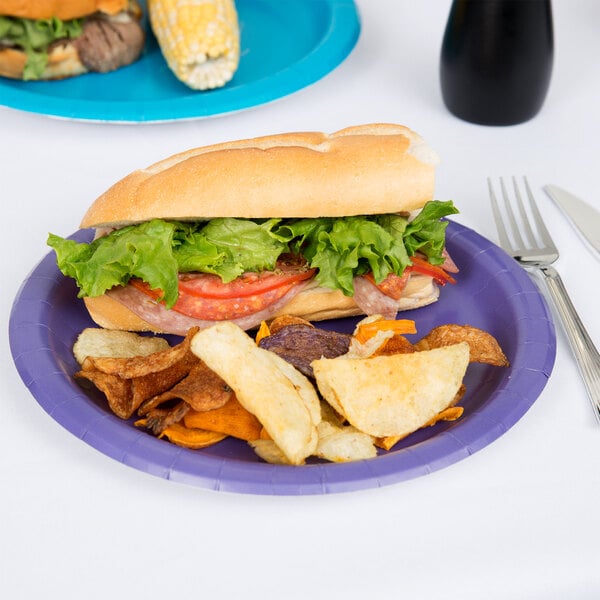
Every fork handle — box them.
[540,265,600,423]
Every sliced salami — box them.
[107,281,310,336]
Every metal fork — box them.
[489,176,600,422]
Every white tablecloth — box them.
[2,1,600,597]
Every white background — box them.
[2,1,600,598]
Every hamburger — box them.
[0,0,144,80]
[48,123,459,336]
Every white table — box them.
[2,1,600,597]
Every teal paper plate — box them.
[0,0,360,122]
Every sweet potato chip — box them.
[415,324,509,367]
[183,397,263,441]
[424,405,464,426]
[372,334,415,356]
[255,320,271,345]
[156,422,227,449]
[354,319,416,344]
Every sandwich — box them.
[0,0,144,80]
[48,123,459,336]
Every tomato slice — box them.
[173,281,302,320]
[365,256,456,300]
[178,268,315,299]
[130,261,316,321]
[364,271,410,300]
[406,256,457,285]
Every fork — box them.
[489,176,600,422]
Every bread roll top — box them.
[80,124,439,228]
[0,0,128,19]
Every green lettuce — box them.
[173,218,289,282]
[48,220,180,307]
[0,15,82,80]
[47,200,459,307]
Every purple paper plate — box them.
[9,221,556,495]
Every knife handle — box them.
[540,266,600,423]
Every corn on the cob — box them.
[148,0,240,90]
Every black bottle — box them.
[440,0,554,125]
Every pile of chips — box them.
[73,316,509,465]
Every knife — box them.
[544,184,600,257]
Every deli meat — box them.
[107,281,310,336]
[352,276,403,320]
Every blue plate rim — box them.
[0,0,361,123]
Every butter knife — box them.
[544,185,600,256]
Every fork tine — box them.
[512,176,538,248]
[500,177,527,249]
[523,176,556,251]
[488,178,513,251]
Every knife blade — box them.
[544,184,600,256]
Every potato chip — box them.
[315,419,377,462]
[76,328,200,419]
[251,404,377,464]
[313,342,470,438]
[138,401,190,435]
[71,315,509,464]
[140,361,234,414]
[82,327,199,378]
[75,370,135,419]
[311,400,377,462]
[191,322,320,465]
[415,324,509,367]
[73,328,170,365]
[249,439,292,465]
[376,402,465,451]
[129,355,199,407]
